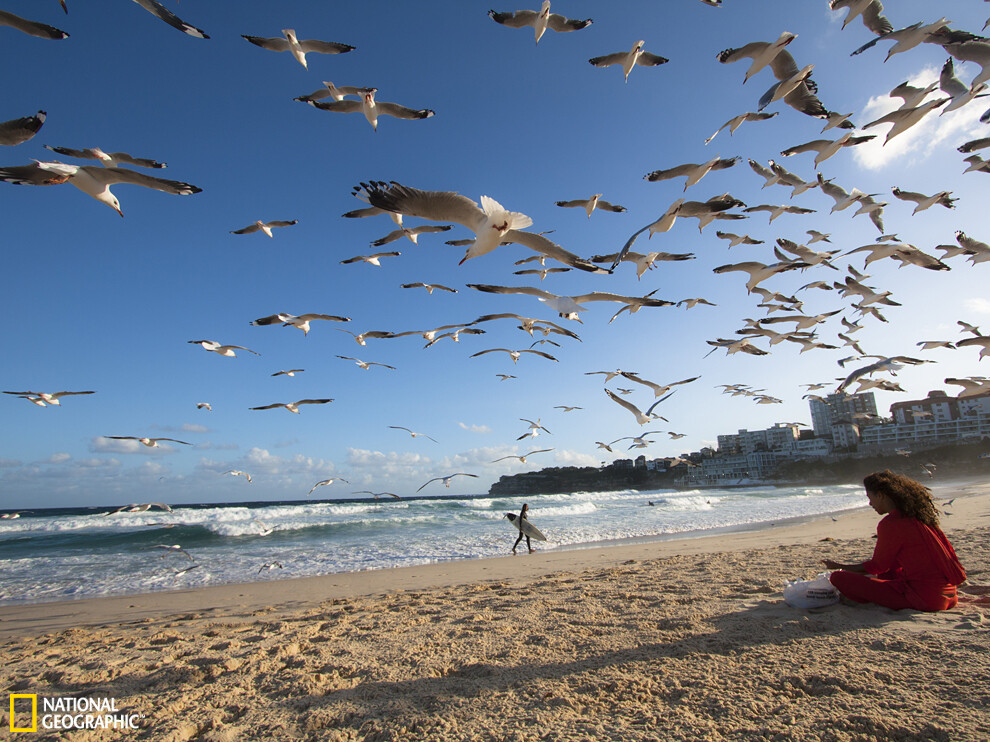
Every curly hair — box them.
[863,469,940,528]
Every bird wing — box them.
[297,39,355,54]
[637,52,669,67]
[295,399,334,406]
[596,200,626,212]
[605,388,647,422]
[644,163,698,181]
[520,350,558,361]
[299,313,350,322]
[356,182,483,230]
[782,83,829,118]
[502,230,604,273]
[375,102,435,120]
[0,9,69,39]
[780,139,828,156]
[555,199,586,208]
[467,284,557,301]
[267,220,298,228]
[107,152,165,168]
[310,99,364,114]
[231,224,262,234]
[132,0,208,37]
[86,166,201,195]
[547,14,592,32]
[588,52,627,68]
[766,48,800,81]
[488,9,539,28]
[0,111,45,146]
[242,34,289,51]
[157,438,192,445]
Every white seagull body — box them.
[231,219,298,238]
[307,89,434,131]
[589,40,669,82]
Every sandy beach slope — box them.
[2,481,988,741]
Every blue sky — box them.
[2,0,988,507]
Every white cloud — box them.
[46,452,72,465]
[0,458,23,468]
[552,449,599,467]
[90,437,179,455]
[196,447,339,482]
[181,423,209,434]
[457,422,491,434]
[964,298,990,315]
[853,64,987,171]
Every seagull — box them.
[589,40,669,82]
[962,154,990,174]
[469,348,558,364]
[156,544,195,562]
[807,230,832,244]
[354,491,402,499]
[388,425,437,442]
[401,282,457,294]
[779,132,877,166]
[471,313,581,340]
[704,338,770,357]
[492,448,553,464]
[231,219,298,238]
[305,89,434,131]
[553,405,582,412]
[416,473,479,492]
[517,418,551,440]
[837,356,930,392]
[336,328,396,345]
[0,9,68,39]
[817,174,877,213]
[271,369,305,377]
[336,355,396,370]
[253,519,274,536]
[939,58,989,114]
[850,19,949,61]
[704,111,778,144]
[716,231,764,247]
[644,156,739,190]
[513,267,571,281]
[293,81,375,103]
[862,98,949,144]
[353,181,601,272]
[742,204,816,223]
[774,238,839,268]
[496,374,516,381]
[251,312,350,335]
[249,399,334,413]
[677,297,717,309]
[340,251,401,266]
[956,335,990,360]
[0,161,201,216]
[617,432,665,449]
[466,284,674,322]
[258,562,283,573]
[890,187,956,214]
[888,80,938,110]
[371,224,453,246]
[758,63,816,112]
[43,145,165,169]
[769,161,819,197]
[105,502,174,515]
[2,390,94,407]
[820,111,856,132]
[0,111,46,146]
[945,376,990,397]
[223,470,252,483]
[619,372,700,398]
[308,477,350,495]
[554,194,627,217]
[131,0,208,38]
[488,2,592,44]
[958,136,990,154]
[829,0,892,35]
[604,389,667,425]
[242,29,354,69]
[591,250,695,279]
[104,436,192,448]
[717,31,796,83]
[188,340,260,357]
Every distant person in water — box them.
[822,470,966,612]
[512,503,534,554]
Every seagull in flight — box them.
[469,348,558,364]
[371,224,453,246]
[196,403,212,411]
[104,436,192,448]
[589,40,669,82]
[704,111,778,144]
[416,473,479,492]
[242,29,354,69]
[492,448,554,464]
[336,355,396,370]
[488,2,592,44]
[305,89,435,131]
[353,181,601,272]
[780,132,877,166]
[604,389,668,425]
[294,81,375,103]
[400,282,457,294]
[308,477,350,495]
[272,369,305,377]
[890,187,956,214]
[43,144,165,169]
[555,194,627,217]
[250,399,334,413]
[717,31,796,83]
[156,544,195,562]
[231,219,298,238]
[518,418,551,440]
[644,156,739,190]
[0,161,201,216]
[0,9,68,39]
[354,491,402,499]
[251,312,350,335]
[223,470,252,483]
[829,0,892,35]
[389,426,437,442]
[340,251,401,266]
[467,284,673,321]
[3,390,94,407]
[188,340,260,357]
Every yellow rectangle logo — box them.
[9,693,37,733]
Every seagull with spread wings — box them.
[250,399,334,414]
[0,111,46,146]
[416,473,479,492]
[43,145,165,169]
[231,219,298,238]
[242,29,354,69]
[589,40,669,82]
[308,477,350,496]
[467,284,673,322]
[0,161,201,216]
[388,426,437,442]
[488,2,592,44]
[492,449,554,464]
[104,436,192,448]
[188,340,260,357]
[644,156,739,190]
[337,355,396,370]
[555,194,626,218]
[470,348,558,364]
[304,89,434,131]
[252,312,351,335]
[3,390,94,407]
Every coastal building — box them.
[808,392,879,446]
[859,389,990,452]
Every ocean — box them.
[0,483,868,605]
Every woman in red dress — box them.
[823,470,966,611]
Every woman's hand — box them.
[821,559,843,570]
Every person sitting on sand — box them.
[512,503,534,555]
[822,470,966,612]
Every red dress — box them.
[829,510,966,611]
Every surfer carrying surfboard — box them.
[506,503,547,554]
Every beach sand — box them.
[2,481,988,741]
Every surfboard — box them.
[505,512,547,541]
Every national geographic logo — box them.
[8,694,144,733]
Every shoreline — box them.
[1,479,984,640]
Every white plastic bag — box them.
[783,572,840,609]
